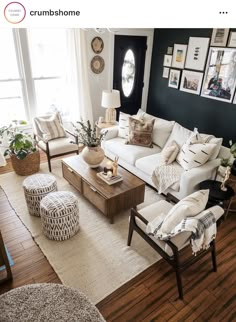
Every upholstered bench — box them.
[40,191,79,241]
[23,174,57,217]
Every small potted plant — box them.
[0,123,40,176]
[229,140,236,176]
[72,120,106,168]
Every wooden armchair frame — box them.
[34,129,79,172]
[0,231,12,284]
[127,193,218,299]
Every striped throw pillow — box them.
[118,112,130,139]
[176,142,216,170]
[35,112,66,141]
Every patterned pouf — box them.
[0,283,105,322]
[23,174,57,217]
[40,191,79,241]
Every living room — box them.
[1,26,236,321]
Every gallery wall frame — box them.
[201,47,236,103]
[210,29,229,47]
[180,70,203,95]
[185,37,210,71]
[168,69,181,89]
[172,44,187,69]
[228,31,236,48]
[163,54,172,67]
[163,67,170,78]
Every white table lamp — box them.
[101,89,121,124]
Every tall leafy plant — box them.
[0,125,36,160]
[72,120,106,147]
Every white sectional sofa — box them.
[102,110,230,199]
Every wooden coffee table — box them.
[62,155,145,223]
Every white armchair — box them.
[33,114,79,172]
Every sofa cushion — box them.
[38,137,78,156]
[164,122,192,149]
[135,154,183,192]
[137,109,175,148]
[127,117,155,148]
[161,189,209,234]
[161,140,179,164]
[103,137,161,165]
[177,142,216,170]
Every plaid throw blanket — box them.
[146,210,217,255]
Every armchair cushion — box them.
[161,189,209,233]
[34,112,66,141]
[38,137,78,156]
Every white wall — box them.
[85,29,154,122]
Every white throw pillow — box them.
[34,112,66,141]
[161,140,179,164]
[161,190,209,233]
[164,122,193,149]
[200,133,223,160]
[118,112,130,139]
[137,109,175,148]
[176,142,216,170]
[118,112,143,139]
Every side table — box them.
[200,180,235,219]
[95,121,118,137]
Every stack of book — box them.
[97,172,123,185]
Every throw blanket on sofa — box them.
[146,210,217,255]
[152,163,184,194]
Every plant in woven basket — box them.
[0,122,40,175]
[72,120,106,147]
[0,124,36,160]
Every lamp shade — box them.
[101,90,121,109]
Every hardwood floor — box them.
[1,155,236,321]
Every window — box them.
[0,30,26,126]
[1,29,75,126]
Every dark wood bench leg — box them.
[127,211,135,246]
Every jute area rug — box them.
[0,159,164,304]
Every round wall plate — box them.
[91,56,105,74]
[91,36,104,54]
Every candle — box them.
[107,170,113,178]
[106,161,113,170]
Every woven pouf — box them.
[23,174,57,217]
[40,191,79,241]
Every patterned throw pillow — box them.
[118,112,130,139]
[34,112,66,141]
[126,117,155,148]
[176,142,216,170]
[160,140,179,164]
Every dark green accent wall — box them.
[147,29,236,146]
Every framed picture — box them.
[168,69,181,89]
[172,44,188,69]
[201,47,236,103]
[91,37,104,54]
[228,31,236,48]
[180,70,203,95]
[210,29,229,47]
[162,67,170,78]
[185,37,210,71]
[163,54,172,67]
[167,47,173,55]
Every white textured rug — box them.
[0,159,164,304]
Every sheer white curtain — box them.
[64,29,93,124]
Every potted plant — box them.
[0,123,40,176]
[73,120,106,168]
[230,141,236,176]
